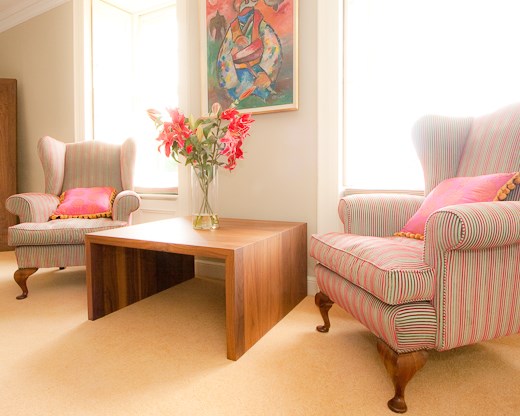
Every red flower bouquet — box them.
[148,92,254,229]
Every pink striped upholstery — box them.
[38,137,66,195]
[8,218,127,246]
[457,104,520,187]
[316,264,437,353]
[424,201,520,350]
[412,115,472,195]
[338,193,424,236]
[15,245,86,269]
[312,104,520,357]
[6,193,60,223]
[120,139,136,191]
[311,233,434,304]
[112,191,141,222]
[62,141,125,192]
[7,136,141,271]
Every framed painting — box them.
[200,0,298,114]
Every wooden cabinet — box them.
[0,79,16,251]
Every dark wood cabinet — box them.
[0,79,17,251]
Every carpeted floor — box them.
[0,251,519,415]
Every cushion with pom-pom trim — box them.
[395,172,520,239]
[50,187,116,220]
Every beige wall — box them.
[218,4,317,225]
[197,2,318,274]
[0,0,318,275]
[0,2,75,194]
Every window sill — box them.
[137,192,179,201]
[343,188,424,197]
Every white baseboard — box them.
[195,258,318,296]
[306,275,319,296]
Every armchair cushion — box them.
[315,264,437,353]
[310,232,434,305]
[8,218,127,246]
[50,187,117,220]
[396,172,520,239]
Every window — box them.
[343,0,520,191]
[92,0,179,193]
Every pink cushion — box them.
[396,172,520,239]
[50,187,116,219]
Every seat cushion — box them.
[8,218,127,246]
[315,264,437,353]
[310,232,434,305]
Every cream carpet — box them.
[0,251,519,416]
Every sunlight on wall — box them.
[92,0,178,191]
[344,0,520,191]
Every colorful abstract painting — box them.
[201,0,298,114]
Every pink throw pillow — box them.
[50,187,116,219]
[395,172,520,240]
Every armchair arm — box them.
[424,201,520,254]
[112,190,141,222]
[5,193,60,223]
[423,201,520,351]
[338,193,424,236]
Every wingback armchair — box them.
[310,104,520,413]
[6,136,141,299]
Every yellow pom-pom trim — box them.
[394,231,425,240]
[493,172,520,201]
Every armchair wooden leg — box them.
[14,268,38,300]
[315,291,334,333]
[377,339,428,413]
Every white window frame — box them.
[317,0,344,234]
[73,0,194,220]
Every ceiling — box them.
[0,0,175,33]
[96,0,175,14]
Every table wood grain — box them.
[86,217,307,360]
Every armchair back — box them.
[38,136,136,196]
[412,103,520,199]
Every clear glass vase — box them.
[191,164,219,230]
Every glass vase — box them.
[191,164,219,230]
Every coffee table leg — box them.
[224,224,307,360]
[225,253,245,360]
[87,242,195,320]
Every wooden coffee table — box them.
[85,217,307,360]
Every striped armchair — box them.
[6,136,141,300]
[310,104,520,413]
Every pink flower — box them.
[149,102,254,172]
[156,108,193,156]
[147,108,161,123]
[228,113,254,137]
[220,131,245,171]
[221,107,239,120]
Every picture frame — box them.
[200,0,298,114]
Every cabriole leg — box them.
[377,339,428,413]
[315,291,334,333]
[14,268,38,300]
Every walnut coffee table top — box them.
[87,216,306,255]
